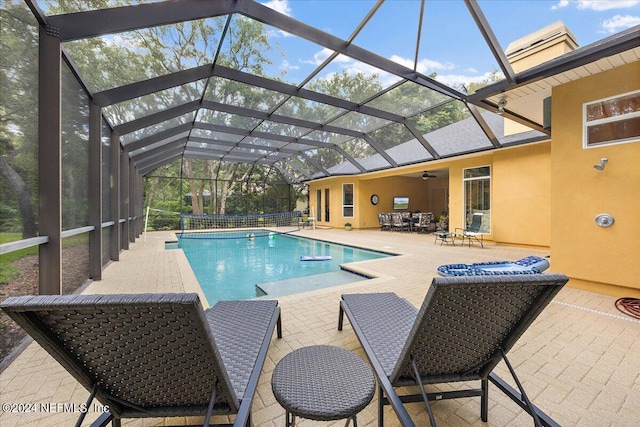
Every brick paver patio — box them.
[1,229,639,426]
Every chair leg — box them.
[481,378,488,422]
[411,358,437,427]
[276,311,283,338]
[90,413,116,427]
[204,384,218,427]
[285,410,296,427]
[378,385,384,427]
[500,349,542,427]
[86,387,116,427]
[78,385,98,427]
[338,303,345,331]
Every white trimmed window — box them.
[463,166,491,233]
[583,90,640,148]
[342,183,354,217]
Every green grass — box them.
[0,232,25,245]
[1,233,38,283]
[0,248,38,284]
[0,232,89,284]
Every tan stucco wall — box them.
[550,61,640,296]
[440,145,552,247]
[309,175,434,229]
[306,62,639,297]
[508,35,578,73]
[492,143,551,247]
[506,21,578,74]
[309,142,552,246]
[357,176,430,228]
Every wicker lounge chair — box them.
[1,293,282,427]
[338,274,569,427]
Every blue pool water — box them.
[177,231,390,303]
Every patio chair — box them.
[456,212,484,247]
[338,274,569,427]
[390,212,410,232]
[413,212,432,234]
[435,214,448,232]
[1,293,282,427]
[378,212,391,231]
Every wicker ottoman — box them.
[272,345,375,426]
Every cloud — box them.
[300,48,331,65]
[434,70,504,88]
[261,0,293,16]
[552,0,640,11]
[576,1,640,11]
[601,14,640,31]
[389,55,455,73]
[307,49,474,89]
[306,51,400,88]
[261,0,295,37]
[280,59,300,72]
[552,1,570,10]
[340,60,401,87]
[305,48,455,76]
[301,48,352,66]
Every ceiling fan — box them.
[422,171,437,180]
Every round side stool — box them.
[271,345,375,426]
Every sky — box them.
[34,0,640,94]
[259,0,640,89]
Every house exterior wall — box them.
[432,144,551,247]
[306,63,638,297]
[356,176,430,228]
[309,141,552,247]
[309,175,431,229]
[492,142,551,247]
[550,61,640,297]
[506,21,578,73]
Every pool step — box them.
[256,270,367,297]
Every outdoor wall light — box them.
[593,158,608,171]
[595,213,614,228]
[496,97,507,115]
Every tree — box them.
[0,1,39,238]
[277,70,387,172]
[466,68,503,95]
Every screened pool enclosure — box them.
[1,0,638,303]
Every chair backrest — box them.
[467,213,483,232]
[390,274,568,385]
[436,214,448,231]
[1,293,239,417]
[419,212,431,226]
[391,212,403,225]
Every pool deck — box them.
[1,229,639,426]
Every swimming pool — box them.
[176,231,390,303]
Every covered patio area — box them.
[2,229,638,426]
